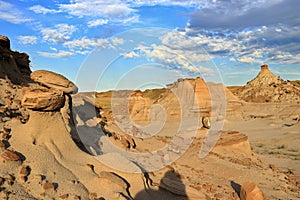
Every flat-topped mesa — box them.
[260,64,269,71]
[0,35,10,50]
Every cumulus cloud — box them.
[58,0,136,22]
[63,36,123,51]
[17,35,38,45]
[122,51,139,58]
[63,37,110,50]
[0,1,31,24]
[37,50,74,58]
[29,5,60,14]
[87,19,109,27]
[41,24,76,43]
[126,25,300,69]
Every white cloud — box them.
[29,5,60,14]
[41,24,76,43]
[122,51,139,58]
[111,37,124,46]
[17,35,38,45]
[63,37,109,50]
[59,0,135,18]
[37,50,74,58]
[50,47,57,51]
[0,1,31,24]
[237,56,262,64]
[87,19,109,27]
[64,36,124,51]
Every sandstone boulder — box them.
[22,86,65,111]
[30,70,78,94]
[202,116,210,129]
[240,181,267,200]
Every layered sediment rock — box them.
[22,86,65,111]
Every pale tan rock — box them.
[22,86,65,111]
[31,70,78,94]
[240,181,267,200]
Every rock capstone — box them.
[30,70,78,94]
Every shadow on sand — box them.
[135,170,189,200]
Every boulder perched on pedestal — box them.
[30,70,78,94]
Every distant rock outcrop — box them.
[235,64,300,103]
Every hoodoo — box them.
[235,64,300,103]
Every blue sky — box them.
[1,0,300,91]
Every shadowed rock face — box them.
[0,36,10,49]
[235,64,300,103]
[0,35,32,84]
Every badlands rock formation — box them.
[1,35,300,199]
[235,64,300,103]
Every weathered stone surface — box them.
[22,86,65,111]
[0,149,21,161]
[30,70,78,94]
[240,181,267,200]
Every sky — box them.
[1,0,300,91]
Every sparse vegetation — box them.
[268,151,280,155]
[227,86,243,94]
[143,88,166,101]
[255,143,266,148]
[276,144,285,149]
[287,148,299,153]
